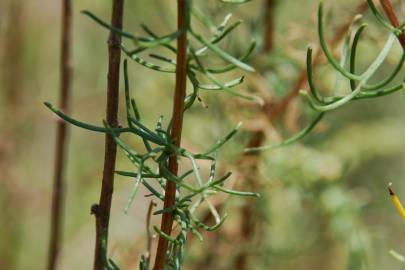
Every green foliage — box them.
[248,0,405,152]
[15,0,402,269]
[45,0,260,269]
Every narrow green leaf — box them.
[190,30,255,72]
[245,113,325,152]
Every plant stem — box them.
[48,0,73,269]
[379,0,405,48]
[153,1,188,269]
[3,0,24,107]
[93,1,124,269]
[1,1,24,268]
[263,0,276,52]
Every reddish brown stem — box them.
[93,1,124,269]
[263,0,276,52]
[47,0,73,269]
[379,0,405,48]
[153,1,188,269]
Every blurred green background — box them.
[0,0,404,269]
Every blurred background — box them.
[0,0,405,269]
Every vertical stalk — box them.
[263,0,276,52]
[3,0,24,107]
[153,1,188,269]
[47,0,73,269]
[0,0,24,268]
[93,1,124,269]
[379,0,405,48]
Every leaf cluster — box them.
[45,0,258,269]
[247,0,405,152]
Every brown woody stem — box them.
[47,0,73,269]
[153,0,188,269]
[264,0,276,52]
[379,0,405,48]
[93,1,124,269]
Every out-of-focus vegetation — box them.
[0,0,404,269]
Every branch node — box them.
[107,37,121,48]
[91,204,100,216]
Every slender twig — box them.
[48,0,73,269]
[93,1,124,270]
[379,0,405,48]
[263,0,276,52]
[153,1,188,269]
